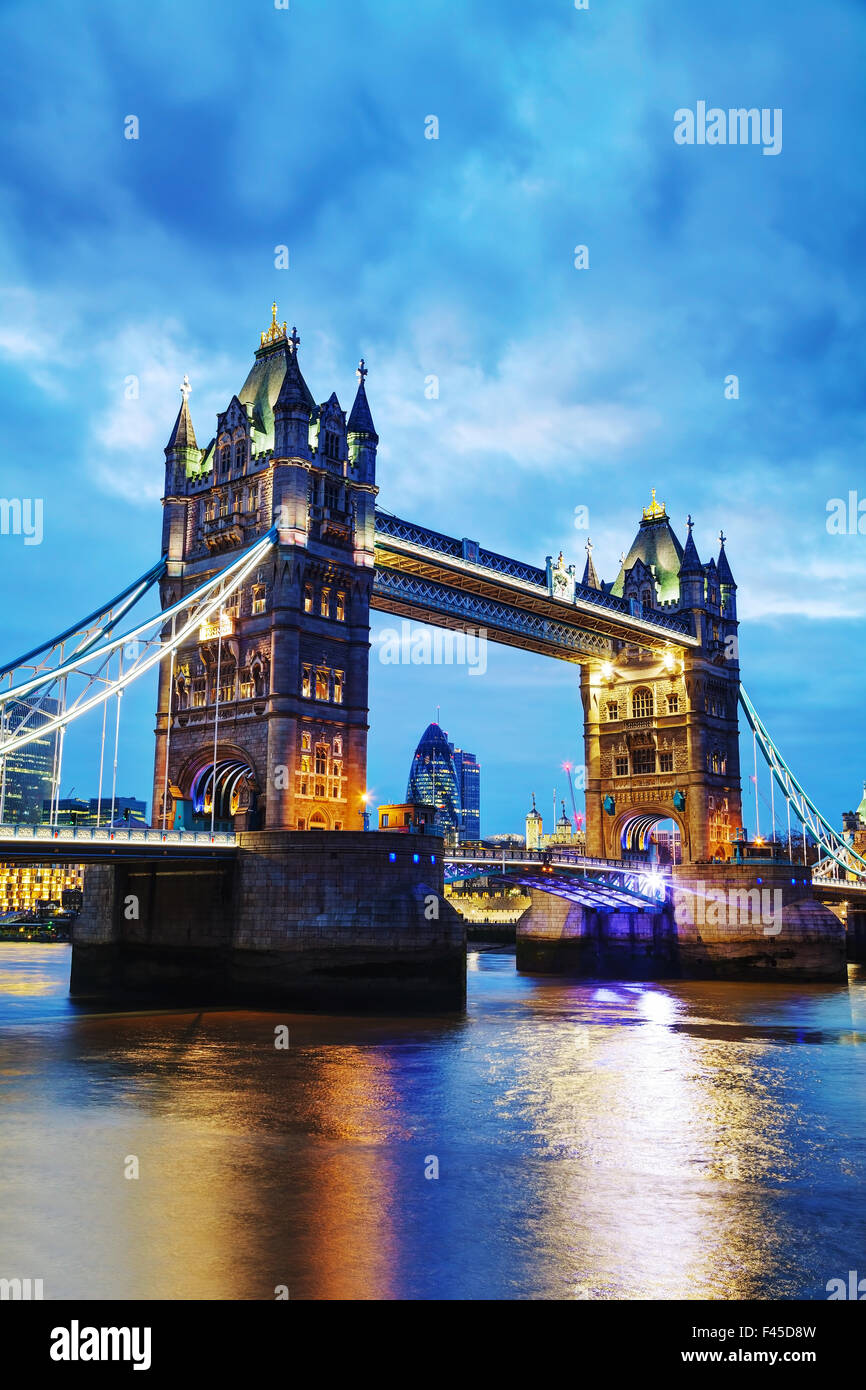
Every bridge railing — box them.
[0,824,237,848]
[444,846,665,872]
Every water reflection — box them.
[1,945,864,1299]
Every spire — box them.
[261,301,288,349]
[166,375,197,451]
[716,529,736,587]
[680,514,703,574]
[347,358,378,440]
[642,487,667,522]
[274,328,315,414]
[581,537,600,590]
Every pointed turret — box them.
[581,538,600,590]
[347,359,378,440]
[346,359,378,485]
[716,532,735,588]
[678,514,705,610]
[166,375,197,452]
[274,327,314,458]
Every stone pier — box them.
[71,831,465,1011]
[516,863,846,982]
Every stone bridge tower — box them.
[580,492,742,864]
[152,306,379,831]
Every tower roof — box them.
[611,490,684,601]
[274,328,315,416]
[857,783,866,820]
[347,359,378,439]
[716,532,736,587]
[581,538,600,590]
[680,515,703,574]
[166,376,197,452]
[239,311,315,446]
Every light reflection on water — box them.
[1,944,865,1300]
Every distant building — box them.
[42,796,148,828]
[377,801,440,834]
[0,862,83,917]
[525,794,543,849]
[1,697,59,824]
[406,722,461,844]
[652,825,682,865]
[450,745,480,842]
[842,783,866,860]
[542,799,585,851]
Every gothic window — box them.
[218,442,231,476]
[632,748,656,775]
[314,748,327,776]
[615,756,629,777]
[659,752,674,773]
[239,667,253,700]
[667,694,679,714]
[632,688,653,719]
[333,760,342,781]
[251,585,266,616]
[320,588,330,618]
[333,735,342,756]
[234,438,247,471]
[297,818,306,831]
[323,432,340,462]
[304,585,313,613]
[191,678,206,708]
[301,731,311,752]
[712,752,720,773]
[218,491,229,518]
[332,671,344,704]
[218,667,236,704]
[324,480,340,509]
[641,587,652,609]
[606,701,619,721]
[301,665,312,699]
[246,484,259,511]
[315,667,329,701]
[336,592,346,622]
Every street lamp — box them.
[359,791,371,832]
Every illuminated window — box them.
[667,694,679,714]
[252,586,266,615]
[606,701,619,721]
[301,731,311,752]
[333,760,342,781]
[304,585,313,613]
[333,735,342,756]
[301,666,312,699]
[332,670,344,704]
[336,592,346,622]
[615,756,629,776]
[320,588,330,618]
[659,752,674,773]
[315,668,329,701]
[632,688,653,719]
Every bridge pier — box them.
[71,832,466,1012]
[844,908,866,964]
[516,889,676,978]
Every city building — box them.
[43,796,148,828]
[0,862,83,917]
[449,745,480,842]
[405,722,462,844]
[842,784,866,860]
[652,825,682,865]
[525,794,543,850]
[377,801,441,834]
[1,697,59,824]
[542,799,586,852]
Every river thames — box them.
[1,944,865,1300]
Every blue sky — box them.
[0,0,864,836]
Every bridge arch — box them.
[176,744,261,826]
[614,805,684,863]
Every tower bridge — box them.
[0,304,860,1001]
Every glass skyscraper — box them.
[405,722,480,844]
[450,745,480,842]
[1,697,59,824]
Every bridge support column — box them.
[71,833,466,1011]
[516,888,675,977]
[845,908,866,964]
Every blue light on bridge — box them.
[413,853,419,863]
[389,852,396,862]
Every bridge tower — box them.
[152,307,379,831]
[580,493,742,865]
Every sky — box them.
[0,0,864,837]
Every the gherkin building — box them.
[406,723,461,842]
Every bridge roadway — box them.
[372,510,700,661]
